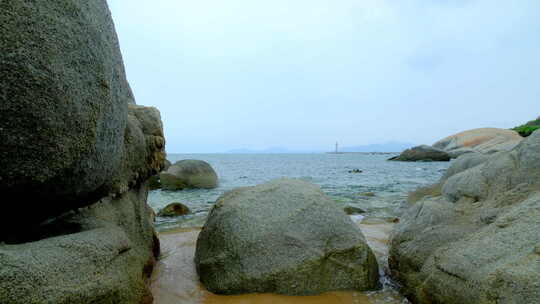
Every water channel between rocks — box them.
[149,153,448,303]
[151,217,408,304]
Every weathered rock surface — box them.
[109,104,166,194]
[433,128,523,157]
[195,178,379,295]
[0,1,165,303]
[0,0,166,235]
[158,202,191,217]
[149,159,172,190]
[388,145,451,162]
[389,130,540,304]
[0,0,132,222]
[441,152,494,181]
[0,184,160,304]
[160,159,218,190]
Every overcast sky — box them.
[108,0,540,153]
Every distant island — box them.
[226,142,415,154]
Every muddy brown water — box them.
[150,218,407,304]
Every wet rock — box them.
[160,160,218,190]
[359,192,376,197]
[388,145,450,162]
[195,178,379,295]
[158,202,191,217]
[389,130,540,304]
[344,205,367,215]
[348,169,363,173]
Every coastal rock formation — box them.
[440,152,494,181]
[0,1,164,303]
[433,127,523,157]
[195,178,379,295]
[388,145,451,162]
[158,202,191,217]
[0,186,159,304]
[389,130,540,304]
[160,159,218,190]
[149,159,172,190]
[0,0,136,225]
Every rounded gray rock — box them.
[157,202,191,217]
[0,0,133,226]
[160,160,218,190]
[195,178,379,295]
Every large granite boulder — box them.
[195,178,379,295]
[0,184,160,304]
[388,145,451,162]
[441,152,494,181]
[0,1,165,303]
[389,130,540,304]
[160,159,218,190]
[0,0,160,231]
[433,128,523,157]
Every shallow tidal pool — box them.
[150,217,408,304]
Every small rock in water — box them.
[160,159,218,190]
[359,192,376,197]
[344,206,367,215]
[348,169,363,173]
[158,202,191,217]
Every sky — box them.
[108,0,540,153]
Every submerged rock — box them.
[160,159,218,190]
[359,192,376,197]
[158,202,191,217]
[389,130,540,304]
[388,145,451,162]
[195,178,379,295]
[344,205,367,215]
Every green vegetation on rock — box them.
[512,117,540,137]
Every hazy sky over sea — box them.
[109,0,540,153]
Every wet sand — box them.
[151,218,406,304]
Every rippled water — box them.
[148,153,448,231]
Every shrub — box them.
[512,117,540,137]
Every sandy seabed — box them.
[150,218,407,304]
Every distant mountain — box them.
[225,143,415,154]
[340,142,416,153]
[226,147,322,154]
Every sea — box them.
[148,153,449,232]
